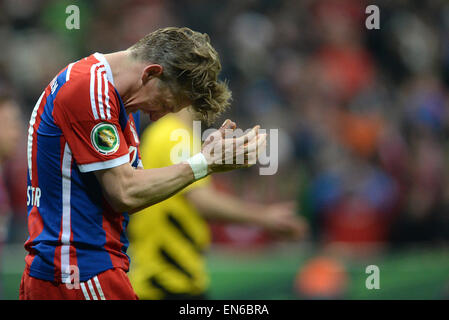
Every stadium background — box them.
[0,0,448,299]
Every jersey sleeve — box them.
[53,76,130,173]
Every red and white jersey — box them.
[25,52,142,283]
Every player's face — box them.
[134,77,191,121]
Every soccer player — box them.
[20,27,266,300]
[128,108,307,299]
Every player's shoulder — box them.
[61,54,110,90]
[54,53,119,118]
[55,55,95,97]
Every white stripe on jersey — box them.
[96,66,106,119]
[93,52,115,85]
[87,280,98,300]
[27,91,45,180]
[93,276,106,300]
[103,72,112,119]
[61,142,73,284]
[89,63,101,120]
[137,159,143,169]
[80,282,90,300]
[93,52,114,120]
[77,153,130,173]
[66,62,75,82]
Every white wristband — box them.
[184,153,208,180]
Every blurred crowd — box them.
[0,0,448,255]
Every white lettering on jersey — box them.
[27,186,42,207]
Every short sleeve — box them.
[53,76,130,173]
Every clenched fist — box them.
[201,119,267,174]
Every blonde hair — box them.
[129,27,232,124]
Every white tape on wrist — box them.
[185,153,208,180]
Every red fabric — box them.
[19,267,138,300]
[52,58,129,167]
[102,199,129,270]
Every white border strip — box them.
[103,72,111,119]
[97,66,106,119]
[137,159,143,169]
[89,63,101,120]
[87,280,98,300]
[80,283,90,300]
[93,52,115,85]
[27,91,45,179]
[93,276,106,300]
[78,153,130,173]
[61,143,72,283]
[66,62,75,82]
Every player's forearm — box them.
[126,163,198,213]
[96,162,196,213]
[185,187,267,225]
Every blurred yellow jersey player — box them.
[128,108,308,300]
[128,111,211,299]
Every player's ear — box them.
[142,64,163,83]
